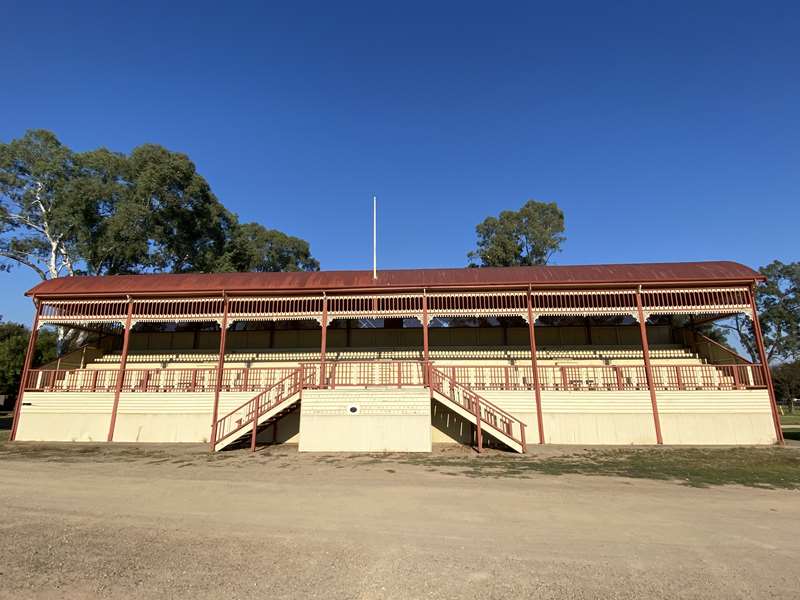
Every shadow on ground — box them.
[2,436,799,490]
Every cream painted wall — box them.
[14,392,115,442]
[299,389,431,452]
[112,390,304,444]
[658,390,777,444]
[14,385,778,447]
[113,392,214,443]
[486,390,657,445]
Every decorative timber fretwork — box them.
[227,294,423,324]
[228,295,324,322]
[426,291,528,322]
[40,299,129,326]
[35,285,755,327]
[640,287,751,316]
[530,290,637,318]
[132,298,224,324]
[327,294,423,323]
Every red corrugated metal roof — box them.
[25,261,762,298]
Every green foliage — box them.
[468,200,565,267]
[220,222,319,272]
[754,261,800,362]
[0,130,319,279]
[0,130,85,278]
[772,361,800,404]
[0,321,57,403]
[720,261,800,363]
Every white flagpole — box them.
[372,195,377,280]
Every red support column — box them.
[319,295,329,387]
[636,288,663,444]
[422,290,430,383]
[107,298,134,442]
[475,397,483,452]
[748,286,784,444]
[526,288,545,444]
[250,394,260,452]
[9,299,42,442]
[209,295,230,450]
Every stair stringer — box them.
[431,389,525,453]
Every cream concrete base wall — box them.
[541,412,657,445]
[299,389,431,452]
[113,413,212,443]
[445,389,776,445]
[113,392,214,442]
[14,392,115,442]
[16,387,778,447]
[658,390,777,445]
[114,391,301,444]
[15,390,301,444]
[540,391,658,444]
[480,390,657,445]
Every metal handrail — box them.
[213,368,313,448]
[428,365,527,452]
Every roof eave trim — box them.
[25,276,765,299]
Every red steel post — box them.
[250,394,260,452]
[209,295,230,450]
[422,290,430,384]
[107,298,134,442]
[636,288,663,444]
[475,396,483,453]
[9,299,42,442]
[527,288,545,444]
[319,295,328,387]
[748,286,784,444]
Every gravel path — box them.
[1,443,798,599]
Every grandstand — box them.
[10,261,783,452]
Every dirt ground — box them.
[1,443,799,600]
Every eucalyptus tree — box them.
[0,130,319,279]
[0,130,86,279]
[468,199,566,267]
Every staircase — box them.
[213,367,314,452]
[428,366,527,453]
[211,362,528,454]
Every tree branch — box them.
[0,250,48,279]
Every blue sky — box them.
[1,1,798,323]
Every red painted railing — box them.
[433,364,766,392]
[219,367,298,392]
[309,361,426,388]
[213,368,314,449]
[120,368,217,392]
[24,362,768,393]
[24,367,298,393]
[24,369,119,392]
[428,366,526,452]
